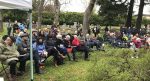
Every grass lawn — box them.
[14,44,149,81]
[15,45,150,81]
[16,51,104,81]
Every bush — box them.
[2,10,28,22]
[87,47,150,81]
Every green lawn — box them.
[14,46,150,81]
[16,51,102,81]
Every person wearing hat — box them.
[17,33,42,75]
[0,35,19,81]
[17,33,29,75]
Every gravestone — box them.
[62,23,66,28]
[73,22,77,28]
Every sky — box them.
[60,0,90,13]
[60,0,150,15]
[60,0,99,13]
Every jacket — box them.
[0,41,19,64]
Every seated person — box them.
[86,34,101,50]
[36,38,48,63]
[64,35,77,61]
[55,34,71,61]
[0,35,19,81]
[45,36,64,67]
[72,35,89,61]
[17,33,42,74]
[15,32,24,46]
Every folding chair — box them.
[0,62,9,79]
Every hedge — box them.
[2,10,150,26]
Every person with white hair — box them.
[55,34,71,64]
[56,34,62,40]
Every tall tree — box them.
[125,0,134,28]
[97,0,128,28]
[135,0,144,30]
[37,0,45,28]
[0,10,3,32]
[53,0,60,25]
[83,0,96,36]
[32,0,38,11]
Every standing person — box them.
[7,19,12,36]
[32,21,37,29]
[13,20,19,36]
[50,25,58,37]
[76,22,80,30]
[147,24,150,34]
[0,35,19,81]
[92,26,99,37]
[88,28,91,35]
[104,26,109,33]
[146,34,150,49]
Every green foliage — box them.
[142,18,150,25]
[131,16,150,26]
[2,9,150,26]
[32,12,101,25]
[97,0,128,26]
[87,47,150,81]
[59,12,83,25]
[2,9,28,22]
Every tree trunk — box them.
[0,10,3,32]
[135,0,144,30]
[53,0,60,25]
[37,0,45,28]
[125,0,134,28]
[83,0,96,37]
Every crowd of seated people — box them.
[0,21,150,81]
[103,25,150,50]
[1,22,105,81]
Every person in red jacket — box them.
[72,35,80,46]
[132,34,142,48]
[72,35,89,61]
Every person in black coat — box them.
[13,20,19,35]
[45,35,64,67]
[17,33,42,75]
[55,34,71,61]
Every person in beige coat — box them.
[0,35,19,81]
